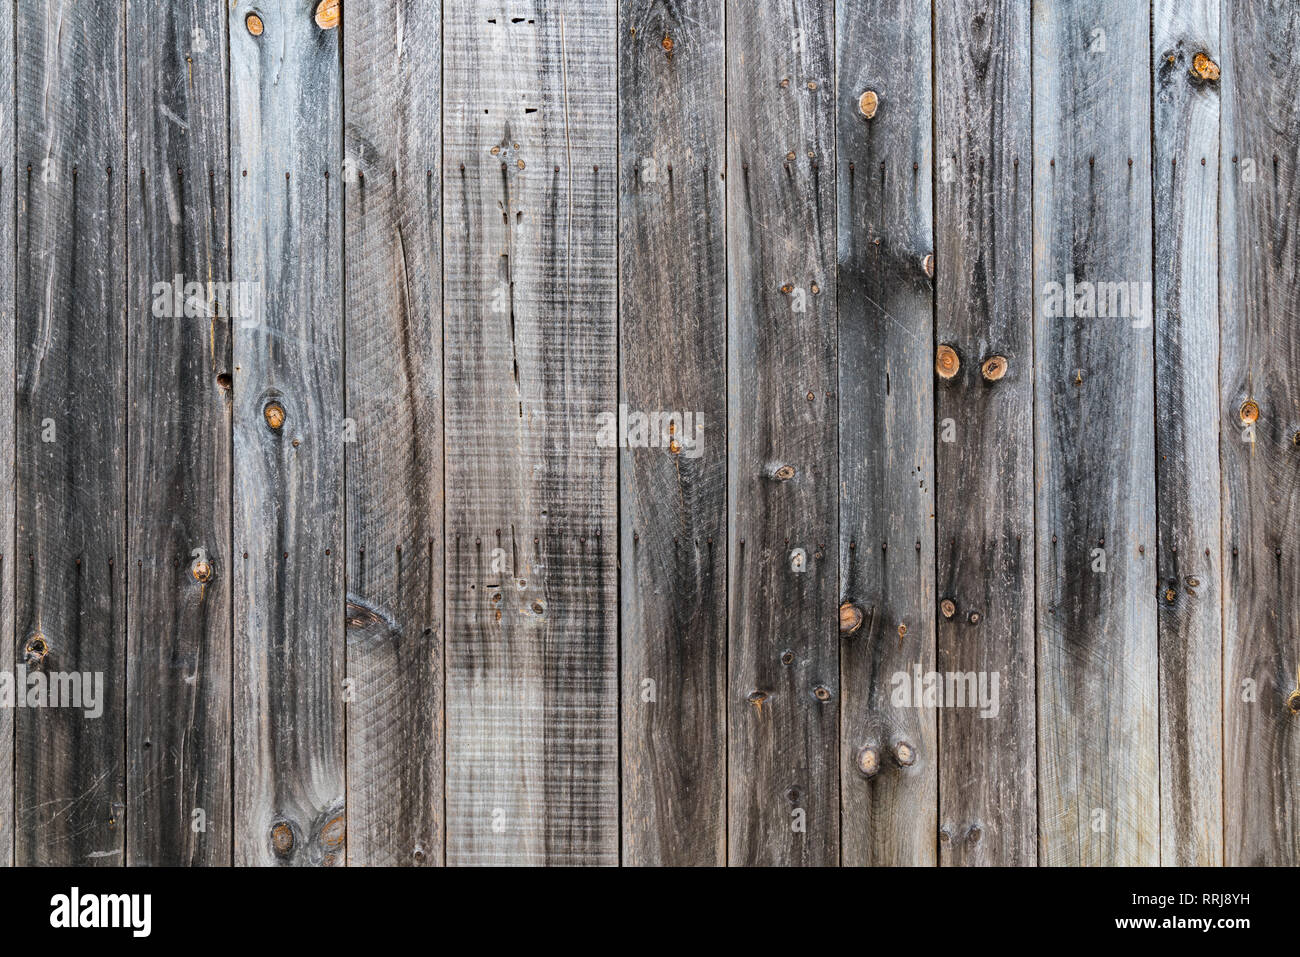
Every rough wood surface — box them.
[1220,0,1300,867]
[933,0,1036,867]
[125,0,232,867]
[1033,0,1159,865]
[728,0,838,867]
[0,0,13,869]
[230,0,346,867]
[1153,0,1223,867]
[14,0,127,867]
[343,0,444,868]
[618,0,726,866]
[837,0,935,867]
[443,0,619,866]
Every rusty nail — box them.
[855,745,880,778]
[981,355,1008,381]
[936,344,960,379]
[1191,52,1220,82]
[858,89,878,120]
[747,690,768,706]
[839,601,864,636]
[246,12,264,36]
[264,401,286,430]
[940,598,956,619]
[1240,399,1259,424]
[668,439,681,454]
[314,0,340,30]
[661,35,673,53]
[192,560,213,584]
[898,622,908,637]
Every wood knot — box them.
[839,601,864,636]
[191,560,213,584]
[245,12,264,36]
[893,741,916,767]
[936,344,960,379]
[24,633,49,663]
[922,253,935,279]
[940,598,957,619]
[981,355,1007,381]
[319,814,346,848]
[812,684,832,701]
[263,401,286,431]
[1191,52,1219,82]
[774,464,796,481]
[1287,689,1300,715]
[855,745,879,778]
[314,0,340,30]
[270,820,295,856]
[858,89,878,120]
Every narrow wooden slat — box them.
[728,0,838,866]
[444,0,618,866]
[125,0,232,867]
[343,0,443,868]
[933,0,1035,866]
[14,0,126,866]
[230,0,345,866]
[1152,0,1222,867]
[618,0,726,866]
[1033,0,1158,865]
[1220,0,1300,866]
[0,0,13,869]
[837,0,935,866]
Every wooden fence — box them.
[0,0,1294,866]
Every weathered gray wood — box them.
[230,0,345,866]
[1153,0,1222,867]
[1220,0,1300,867]
[837,0,935,867]
[728,0,838,867]
[343,0,443,868]
[619,0,726,866]
[125,0,232,867]
[933,0,1035,866]
[1033,0,1158,865]
[444,0,618,866]
[14,0,126,866]
[0,0,12,870]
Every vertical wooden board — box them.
[728,0,838,867]
[933,0,1035,866]
[836,0,935,866]
[444,0,618,866]
[230,0,344,866]
[14,0,126,866]
[343,0,443,868]
[125,0,232,867]
[618,0,726,866]
[1152,0,1222,867]
[0,0,13,869]
[1220,0,1300,866]
[1033,0,1158,865]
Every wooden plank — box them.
[0,0,12,870]
[1220,0,1300,866]
[1033,0,1158,865]
[230,0,345,866]
[933,0,1035,866]
[1152,0,1222,867]
[125,0,232,867]
[728,0,838,867]
[343,0,443,868]
[618,0,726,866]
[836,0,935,866]
[14,0,126,867]
[443,0,618,866]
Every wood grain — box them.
[443,0,618,866]
[618,0,726,866]
[1033,0,1159,865]
[0,0,12,869]
[837,0,935,866]
[1153,0,1222,867]
[1220,0,1300,867]
[230,0,345,867]
[728,0,838,867]
[14,0,127,867]
[343,0,443,868]
[933,0,1035,866]
[125,0,232,867]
